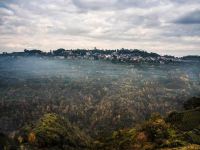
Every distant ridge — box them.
[1,48,200,64]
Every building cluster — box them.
[1,48,198,64]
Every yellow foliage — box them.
[18,136,23,143]
[155,118,165,124]
[28,132,36,144]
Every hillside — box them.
[94,97,200,149]
[1,97,199,150]
[2,48,199,64]
[1,113,92,150]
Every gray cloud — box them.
[175,10,200,24]
[170,0,200,4]
[72,0,167,11]
[0,0,200,56]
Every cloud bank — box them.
[0,0,200,56]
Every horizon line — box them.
[1,48,200,57]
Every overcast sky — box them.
[0,0,200,56]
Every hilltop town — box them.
[1,48,200,64]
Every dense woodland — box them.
[0,97,200,149]
[0,52,200,149]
